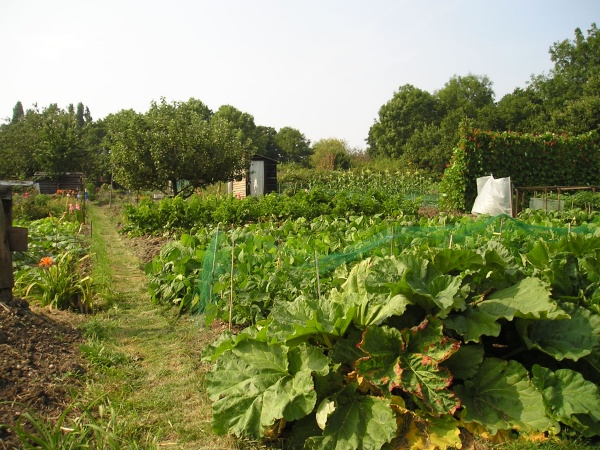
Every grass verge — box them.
[80,203,261,449]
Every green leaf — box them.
[516,303,600,361]
[433,248,484,273]
[206,340,324,438]
[356,318,461,416]
[443,308,501,342]
[268,295,356,345]
[333,258,409,327]
[395,255,465,315]
[454,358,555,434]
[305,384,397,450]
[532,365,600,437]
[477,277,569,320]
[441,344,484,381]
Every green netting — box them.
[192,214,597,314]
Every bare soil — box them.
[0,293,86,448]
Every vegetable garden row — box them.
[142,201,600,449]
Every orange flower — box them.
[39,256,54,268]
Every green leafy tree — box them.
[275,126,312,166]
[213,105,259,155]
[80,119,108,183]
[402,123,447,175]
[510,23,600,134]
[11,101,24,124]
[35,104,84,177]
[105,98,252,196]
[0,114,41,179]
[76,102,85,128]
[254,125,281,160]
[435,74,495,118]
[311,138,351,170]
[367,84,440,159]
[547,23,600,104]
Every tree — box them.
[435,74,495,117]
[0,113,41,179]
[548,23,600,102]
[402,124,447,176]
[76,102,85,128]
[11,101,24,124]
[105,98,253,196]
[35,104,84,177]
[311,138,351,170]
[213,105,258,154]
[275,127,312,165]
[254,126,282,161]
[367,84,440,158]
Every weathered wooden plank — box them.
[8,227,28,252]
[0,203,13,290]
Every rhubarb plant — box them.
[205,238,600,448]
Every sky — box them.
[1,0,598,150]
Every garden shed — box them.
[33,172,84,195]
[227,154,278,198]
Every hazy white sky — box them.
[1,0,598,149]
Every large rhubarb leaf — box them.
[433,248,484,274]
[206,340,328,439]
[532,365,600,437]
[454,358,554,434]
[304,384,396,450]
[477,277,569,320]
[396,256,464,315]
[268,295,356,345]
[333,258,410,327]
[516,302,600,361]
[441,344,484,381]
[355,318,461,416]
[443,308,501,342]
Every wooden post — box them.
[0,188,12,296]
[0,185,29,301]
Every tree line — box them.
[0,23,597,194]
[367,23,600,175]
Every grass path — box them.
[84,204,241,449]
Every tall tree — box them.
[435,74,495,117]
[84,106,93,124]
[35,104,83,177]
[11,101,24,124]
[213,105,258,154]
[254,125,281,160]
[105,98,252,196]
[76,102,85,128]
[367,84,440,158]
[275,127,312,166]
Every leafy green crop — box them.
[200,216,600,448]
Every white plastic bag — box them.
[471,175,512,216]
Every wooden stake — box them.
[208,226,219,302]
[315,250,321,300]
[229,235,235,331]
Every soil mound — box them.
[0,294,85,448]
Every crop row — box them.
[121,187,424,236]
